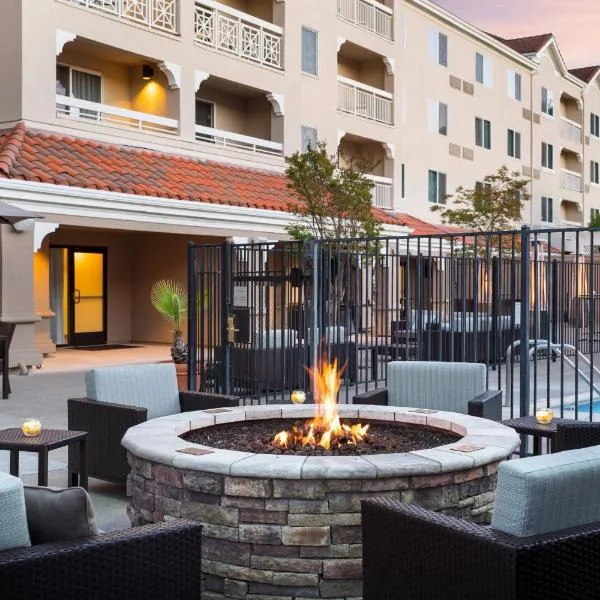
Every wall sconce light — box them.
[142,65,154,81]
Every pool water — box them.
[562,400,600,416]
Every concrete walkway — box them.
[0,345,171,531]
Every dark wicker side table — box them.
[0,428,87,489]
[502,416,577,456]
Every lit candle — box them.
[535,408,554,425]
[22,419,42,437]
[290,390,306,405]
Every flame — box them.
[273,356,369,451]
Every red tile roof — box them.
[492,33,553,56]
[570,66,600,83]
[0,123,424,229]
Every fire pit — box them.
[124,361,519,599]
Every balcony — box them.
[560,117,582,145]
[560,168,583,193]
[194,0,283,69]
[194,125,282,156]
[365,174,393,209]
[62,0,179,34]
[56,95,179,134]
[337,0,393,41]
[337,76,393,125]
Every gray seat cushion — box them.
[387,361,486,413]
[24,485,100,545]
[85,362,180,419]
[491,445,600,537]
[0,472,31,551]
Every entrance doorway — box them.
[49,247,107,347]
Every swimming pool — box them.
[562,400,600,418]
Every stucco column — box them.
[0,224,42,369]
[177,0,197,142]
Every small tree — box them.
[284,141,382,241]
[284,141,382,326]
[430,165,529,232]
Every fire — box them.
[273,357,369,451]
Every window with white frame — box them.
[541,196,553,223]
[475,53,492,87]
[592,160,600,184]
[541,142,554,169]
[541,87,554,117]
[427,100,448,135]
[507,70,522,101]
[428,29,448,67]
[507,129,521,159]
[301,27,318,75]
[591,113,600,138]
[591,207,600,222]
[56,64,101,118]
[428,170,447,204]
[475,117,491,149]
[301,126,317,151]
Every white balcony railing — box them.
[560,117,582,145]
[195,0,283,69]
[337,76,393,125]
[337,0,393,40]
[560,168,583,193]
[56,95,179,135]
[63,0,179,34]
[364,175,393,209]
[194,125,283,156]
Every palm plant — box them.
[150,279,188,363]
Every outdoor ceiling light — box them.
[142,65,154,81]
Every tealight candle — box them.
[22,419,42,437]
[290,390,306,405]
[535,408,553,425]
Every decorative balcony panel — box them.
[560,168,583,193]
[560,117,582,145]
[337,0,393,40]
[194,125,283,156]
[63,0,179,34]
[365,174,393,209]
[194,0,283,69]
[56,95,179,135]
[337,76,393,125]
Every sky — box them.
[434,0,600,68]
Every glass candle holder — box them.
[535,408,554,425]
[290,390,306,405]
[22,419,42,437]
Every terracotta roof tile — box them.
[569,66,600,83]
[0,123,441,232]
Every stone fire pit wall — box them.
[124,405,520,600]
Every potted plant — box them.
[150,279,190,390]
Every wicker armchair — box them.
[68,362,240,483]
[0,519,203,600]
[362,497,600,600]
[555,420,600,452]
[353,361,502,420]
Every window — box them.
[591,208,600,222]
[428,170,447,204]
[592,160,600,184]
[591,113,600,138]
[301,27,318,75]
[301,126,317,151]
[428,29,448,67]
[541,142,554,170]
[475,117,491,149]
[475,53,492,87]
[195,100,214,128]
[507,129,521,159]
[507,70,522,101]
[56,64,101,119]
[541,87,554,117]
[427,100,448,135]
[541,197,553,223]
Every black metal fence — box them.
[188,226,600,420]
